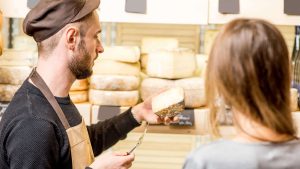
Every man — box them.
[0,0,175,168]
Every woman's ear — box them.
[65,27,79,51]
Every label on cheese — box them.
[93,59,140,76]
[90,75,140,91]
[100,46,140,63]
[71,79,88,91]
[89,89,139,106]
[0,84,21,102]
[69,91,88,103]
[146,48,196,79]
[0,49,38,66]
[141,37,179,54]
[0,66,31,85]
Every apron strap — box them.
[29,68,71,129]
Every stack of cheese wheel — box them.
[141,48,206,108]
[141,37,178,70]
[0,49,37,102]
[195,54,208,77]
[0,10,3,56]
[90,46,140,107]
[70,79,89,103]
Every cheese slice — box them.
[152,87,184,118]
[91,105,129,124]
[141,37,179,54]
[100,46,140,63]
[0,49,38,66]
[71,79,88,91]
[13,35,37,51]
[89,89,139,106]
[93,59,140,76]
[0,84,21,102]
[146,48,196,79]
[175,78,206,108]
[0,66,31,85]
[69,91,88,103]
[142,77,206,108]
[75,102,91,126]
[90,75,140,91]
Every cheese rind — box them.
[90,75,139,91]
[13,35,37,51]
[69,91,88,103]
[89,89,139,106]
[0,66,31,85]
[0,49,38,66]
[146,48,196,79]
[71,79,88,91]
[0,34,3,56]
[141,37,179,54]
[93,59,140,76]
[152,87,185,117]
[0,84,21,102]
[100,46,140,63]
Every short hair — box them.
[206,18,295,137]
[37,12,94,55]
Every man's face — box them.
[69,12,103,79]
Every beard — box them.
[69,40,94,79]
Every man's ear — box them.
[65,27,79,51]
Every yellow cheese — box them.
[146,48,196,79]
[93,59,140,76]
[75,102,91,126]
[100,46,140,63]
[13,35,37,51]
[0,66,32,85]
[69,91,88,103]
[70,79,88,91]
[90,75,140,91]
[0,84,21,102]
[141,78,173,100]
[89,89,139,106]
[195,54,208,77]
[0,49,38,66]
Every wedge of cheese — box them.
[71,79,88,91]
[90,75,139,91]
[0,66,31,85]
[0,49,38,66]
[69,91,88,103]
[89,89,139,106]
[146,48,196,79]
[152,87,184,118]
[93,59,140,76]
[100,46,140,63]
[0,84,21,102]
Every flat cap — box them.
[23,0,100,42]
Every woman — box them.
[184,19,300,169]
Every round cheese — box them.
[195,54,208,77]
[146,48,196,79]
[89,89,139,106]
[69,91,88,103]
[100,46,140,63]
[13,35,37,51]
[0,49,38,66]
[0,84,21,102]
[90,75,140,91]
[0,66,32,85]
[93,59,140,76]
[141,37,179,54]
[71,79,88,91]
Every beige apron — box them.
[30,68,94,169]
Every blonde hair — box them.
[206,19,296,137]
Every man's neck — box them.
[31,54,75,97]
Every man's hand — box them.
[89,152,134,169]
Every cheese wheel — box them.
[13,35,37,51]
[90,75,139,91]
[0,66,31,85]
[89,89,139,106]
[100,46,140,63]
[75,102,91,126]
[152,87,185,118]
[0,84,21,102]
[0,49,38,66]
[291,88,298,112]
[69,91,88,103]
[146,48,196,79]
[71,79,88,91]
[93,59,140,76]
[141,37,179,54]
[141,78,173,100]
[0,10,2,29]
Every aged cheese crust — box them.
[90,75,139,91]
[71,79,88,91]
[0,66,32,85]
[154,101,185,118]
[0,84,21,102]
